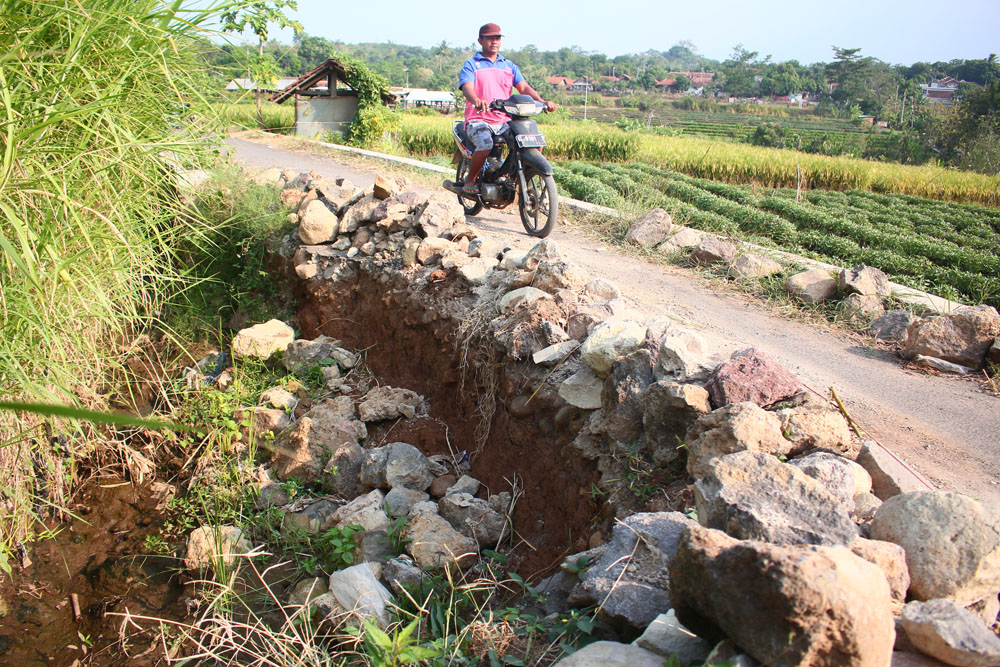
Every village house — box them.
[392,88,456,113]
[919,76,973,103]
[270,58,395,139]
[657,71,715,93]
[226,77,301,93]
[546,76,575,89]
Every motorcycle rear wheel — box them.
[455,157,483,216]
[518,168,558,238]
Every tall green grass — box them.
[0,0,219,556]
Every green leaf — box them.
[363,619,393,651]
[0,401,191,433]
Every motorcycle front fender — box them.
[519,148,553,176]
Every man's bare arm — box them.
[461,82,488,112]
[514,81,558,112]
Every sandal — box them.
[461,183,479,195]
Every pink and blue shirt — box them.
[459,52,525,124]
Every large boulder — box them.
[902,305,1000,368]
[730,252,783,279]
[357,386,425,422]
[184,525,252,572]
[840,265,891,296]
[857,441,932,499]
[704,348,804,408]
[684,402,792,479]
[552,641,665,667]
[570,512,698,632]
[643,381,711,467]
[871,310,920,343]
[600,350,654,443]
[691,236,739,265]
[786,268,838,303]
[580,319,647,377]
[402,513,478,569]
[360,442,435,491]
[789,451,872,510]
[298,199,339,245]
[850,538,911,602]
[438,492,508,547]
[670,524,895,667]
[695,451,859,547]
[231,319,295,360]
[775,393,854,454]
[900,599,1000,667]
[870,491,1000,606]
[415,193,465,237]
[559,366,605,409]
[625,208,673,246]
[653,328,713,381]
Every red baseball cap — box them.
[478,23,503,37]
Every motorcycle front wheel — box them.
[518,168,558,238]
[455,157,483,216]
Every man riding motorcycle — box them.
[458,22,557,195]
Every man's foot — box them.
[461,183,479,195]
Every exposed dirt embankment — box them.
[295,258,603,572]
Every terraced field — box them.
[553,161,1000,308]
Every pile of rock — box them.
[208,169,1000,663]
[623,209,1000,376]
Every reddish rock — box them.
[704,348,805,408]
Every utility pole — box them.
[583,72,589,120]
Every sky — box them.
[245,0,998,66]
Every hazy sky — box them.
[251,0,998,65]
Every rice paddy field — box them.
[553,161,1000,308]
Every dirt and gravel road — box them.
[226,133,1000,507]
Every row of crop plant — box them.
[553,161,1000,307]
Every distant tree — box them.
[670,74,691,92]
[826,46,871,107]
[720,44,765,97]
[296,34,336,72]
[222,1,303,126]
[759,61,805,96]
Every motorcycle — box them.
[443,94,559,238]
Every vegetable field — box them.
[395,115,1000,207]
[553,161,1000,308]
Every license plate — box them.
[515,134,546,148]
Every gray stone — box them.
[580,319,647,377]
[989,338,1000,366]
[331,489,390,533]
[298,199,339,244]
[857,441,933,499]
[445,475,481,497]
[902,305,1000,368]
[361,442,435,492]
[654,327,712,381]
[416,237,458,265]
[384,487,429,518]
[316,179,364,215]
[775,392,854,454]
[323,440,365,498]
[581,278,621,303]
[789,451,872,510]
[402,513,478,569]
[695,451,859,547]
[705,347,804,408]
[705,640,761,667]
[853,492,883,523]
[499,286,551,315]
[691,236,739,265]
[565,303,615,341]
[901,599,1000,667]
[786,268,838,303]
[553,641,665,667]
[643,381,711,467]
[259,387,298,412]
[850,537,911,602]
[870,491,1000,606]
[871,310,920,342]
[381,555,423,595]
[558,366,604,409]
[571,512,698,632]
[282,335,348,375]
[532,259,589,293]
[185,525,251,571]
[287,577,329,607]
[532,340,579,366]
[840,293,887,322]
[729,253,783,279]
[232,319,295,360]
[659,226,704,252]
[438,492,507,547]
[281,499,341,534]
[670,524,895,667]
[625,208,673,246]
[891,652,950,666]
[633,609,712,664]
[840,265,892,296]
[458,257,497,284]
[357,386,424,422]
[684,401,793,480]
[601,350,654,442]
